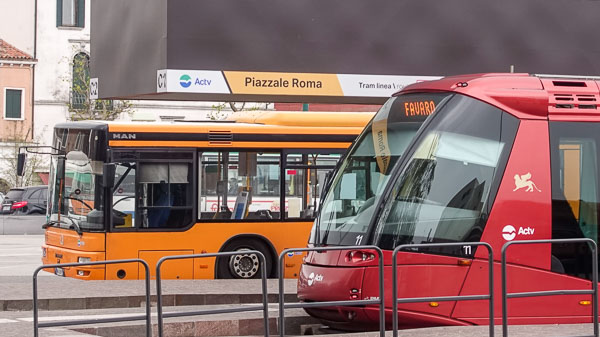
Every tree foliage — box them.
[0,125,44,189]
[68,52,133,121]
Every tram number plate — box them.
[54,267,65,277]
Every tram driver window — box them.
[137,162,193,229]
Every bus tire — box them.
[217,239,273,279]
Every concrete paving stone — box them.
[195,319,240,336]
[238,317,278,336]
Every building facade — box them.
[0,0,259,187]
[0,39,36,189]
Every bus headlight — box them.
[78,257,91,263]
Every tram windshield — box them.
[374,94,519,256]
[314,93,452,246]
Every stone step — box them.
[3,293,299,312]
[16,304,319,337]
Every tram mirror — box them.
[340,173,357,200]
[238,152,257,176]
[16,153,26,176]
[102,164,115,188]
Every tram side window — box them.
[285,153,339,219]
[137,162,193,228]
[198,151,281,220]
[550,122,599,280]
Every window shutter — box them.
[77,0,85,27]
[56,0,63,27]
[5,89,22,119]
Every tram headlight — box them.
[346,250,376,263]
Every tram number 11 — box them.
[463,245,472,255]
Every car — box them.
[0,186,48,215]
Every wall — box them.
[0,64,34,140]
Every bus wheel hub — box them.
[230,250,259,278]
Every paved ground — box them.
[0,235,48,278]
[0,235,598,336]
[0,215,45,235]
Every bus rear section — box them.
[298,74,600,329]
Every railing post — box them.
[278,250,286,337]
[33,259,151,337]
[502,238,599,337]
[278,246,384,337]
[393,242,494,337]
[156,259,165,337]
[155,251,270,337]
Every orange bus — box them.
[40,111,373,280]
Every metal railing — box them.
[278,245,385,337]
[155,251,270,337]
[33,259,151,337]
[502,238,599,337]
[393,242,495,337]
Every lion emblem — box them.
[513,172,541,192]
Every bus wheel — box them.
[218,239,272,279]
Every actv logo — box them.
[502,225,535,241]
[179,74,192,88]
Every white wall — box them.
[0,0,35,56]
[33,0,92,147]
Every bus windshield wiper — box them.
[42,219,70,230]
[65,217,83,235]
[43,218,82,235]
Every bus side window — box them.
[198,151,281,220]
[138,162,193,229]
[551,123,599,280]
[112,163,136,228]
[285,153,340,220]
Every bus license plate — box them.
[54,267,65,277]
[2,205,10,212]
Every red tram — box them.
[298,73,600,329]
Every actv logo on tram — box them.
[502,224,535,241]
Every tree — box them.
[0,125,44,188]
[208,102,271,120]
[68,52,133,121]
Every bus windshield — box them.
[47,126,107,232]
[314,93,453,246]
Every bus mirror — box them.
[102,164,115,188]
[16,153,26,176]
[57,157,66,180]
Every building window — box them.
[4,88,24,120]
[72,52,89,109]
[57,0,85,28]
